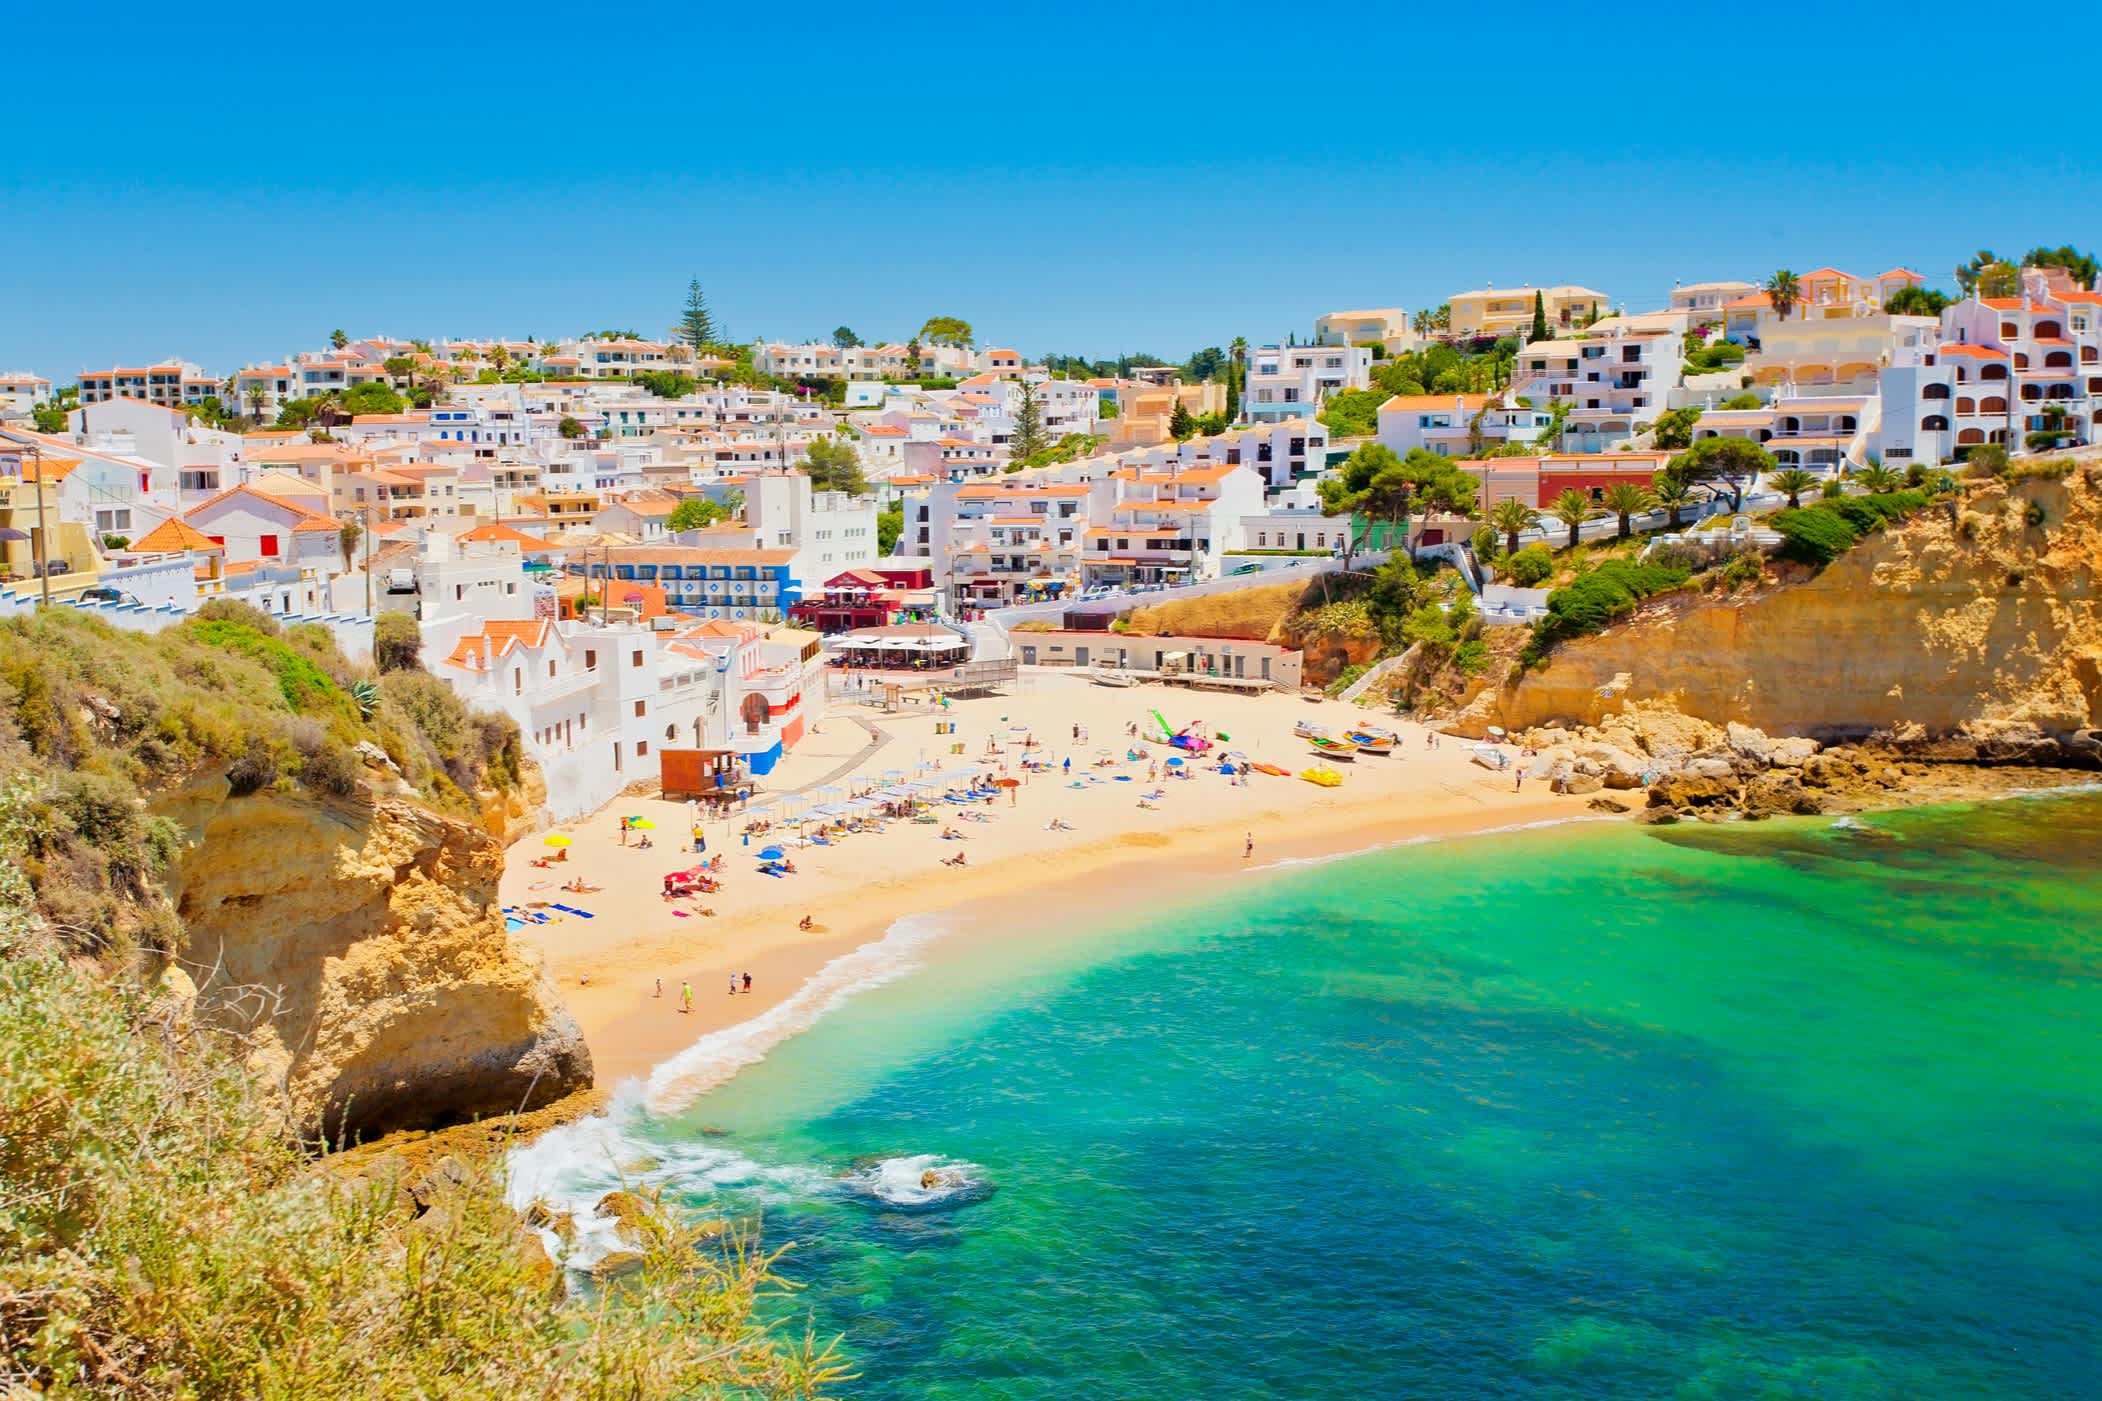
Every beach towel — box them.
[550,903,595,919]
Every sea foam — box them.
[506,912,956,1266]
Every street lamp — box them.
[0,430,52,608]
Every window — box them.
[259,534,280,557]
[585,649,597,669]
[633,700,646,717]
[631,650,643,667]
[636,741,648,757]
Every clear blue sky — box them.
[6,2,2097,384]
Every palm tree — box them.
[1411,309,1434,340]
[1547,488,1598,549]
[1765,269,1802,321]
[1768,467,1818,508]
[1851,462,1901,494]
[1651,474,1695,529]
[243,382,269,421]
[1601,480,1659,539]
[1489,497,1538,555]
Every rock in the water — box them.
[1587,796,1631,814]
[595,1189,652,1245]
[1647,774,1736,810]
[590,1250,646,1281]
[1743,773,1825,817]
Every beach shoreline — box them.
[496,668,2102,1146]
[504,673,1587,1102]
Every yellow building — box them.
[1446,285,1609,340]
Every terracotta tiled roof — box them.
[132,518,222,552]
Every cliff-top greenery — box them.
[0,602,519,958]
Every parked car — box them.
[80,586,133,604]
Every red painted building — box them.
[1455,452,1673,508]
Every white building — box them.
[1244,343,1371,422]
[0,373,52,418]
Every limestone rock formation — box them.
[1469,471,2102,759]
[157,780,590,1140]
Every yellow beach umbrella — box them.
[542,834,573,848]
[628,818,657,831]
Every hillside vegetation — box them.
[0,604,839,1397]
[0,603,517,959]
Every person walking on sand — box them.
[728,974,738,996]
[742,971,752,993]
[655,977,662,999]
[680,981,693,1014]
[1244,832,1254,859]
[1514,766,1525,793]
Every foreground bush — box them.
[0,845,846,1401]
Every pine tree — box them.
[1009,380,1047,461]
[1530,291,1549,343]
[679,279,715,351]
[1168,396,1196,440]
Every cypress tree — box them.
[1530,290,1549,343]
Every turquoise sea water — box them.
[523,794,2102,1398]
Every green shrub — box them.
[1470,524,1503,563]
[1523,558,1690,663]
[1506,544,1554,587]
[374,611,423,673]
[1720,552,1764,590]
[1775,491,1930,568]
[1453,638,1490,675]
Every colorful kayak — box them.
[1249,762,1290,776]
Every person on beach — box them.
[655,977,662,998]
[799,915,815,931]
[1245,832,1254,859]
[728,975,737,996]
[680,981,693,1014]
[742,972,752,992]
[1514,766,1525,792]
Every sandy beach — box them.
[503,669,1590,1095]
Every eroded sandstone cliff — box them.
[157,779,589,1140]
[1463,470,2102,755]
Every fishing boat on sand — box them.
[1345,727,1397,755]
[1294,719,1329,740]
[1305,736,1359,761]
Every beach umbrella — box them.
[882,767,907,781]
[628,818,656,830]
[0,527,27,542]
[1165,757,1185,768]
[758,845,785,860]
[541,834,572,847]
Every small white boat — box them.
[1470,744,1511,772]
[1294,719,1330,741]
[1089,668,1139,687]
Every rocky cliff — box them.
[158,780,589,1140]
[1461,468,2102,760]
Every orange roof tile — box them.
[132,518,222,552]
